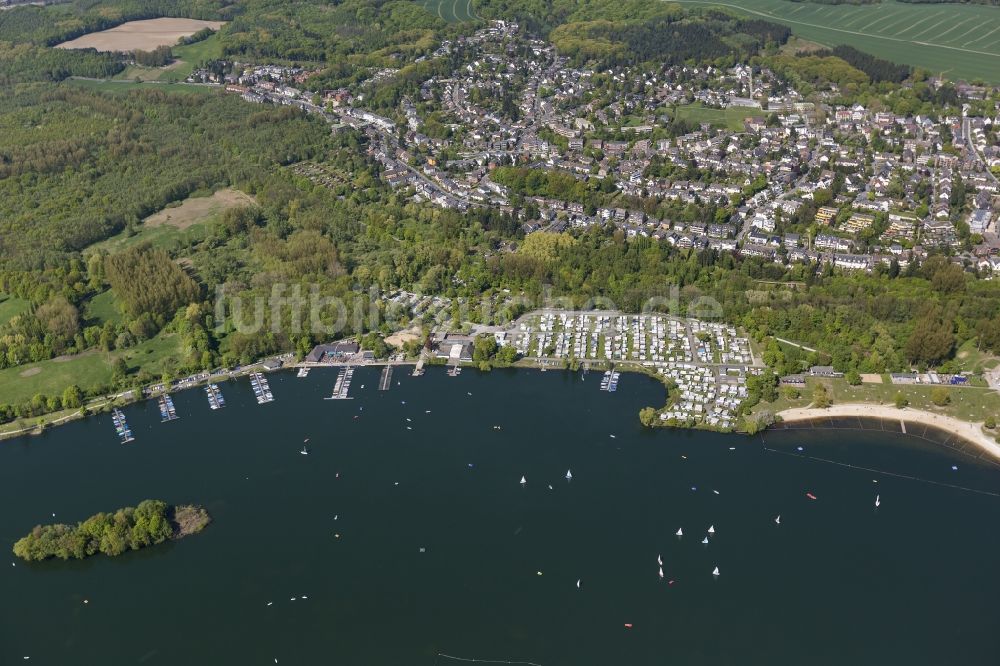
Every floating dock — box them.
[378,365,393,391]
[447,365,462,377]
[112,408,135,444]
[325,366,354,400]
[205,383,226,410]
[599,370,621,392]
[250,372,275,404]
[296,367,310,378]
[158,394,179,422]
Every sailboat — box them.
[657,554,663,566]
[565,469,573,481]
[675,528,683,537]
[576,579,581,589]
[300,446,309,455]
[775,515,781,525]
[707,525,715,535]
[702,536,709,545]
[520,476,527,486]
[712,566,720,577]
[658,567,664,580]
[875,494,881,508]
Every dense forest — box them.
[12,500,209,561]
[818,45,912,84]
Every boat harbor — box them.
[378,365,393,391]
[250,372,275,404]
[112,407,134,444]
[158,394,179,422]
[600,370,621,392]
[205,383,226,410]
[326,367,354,400]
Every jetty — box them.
[112,408,134,444]
[158,394,179,422]
[296,367,310,378]
[379,365,393,391]
[250,372,275,404]
[599,370,620,392]
[205,383,225,410]
[326,366,354,400]
[447,365,462,377]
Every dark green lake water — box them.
[2,367,1000,665]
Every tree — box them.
[894,392,909,409]
[985,416,996,430]
[812,383,831,408]
[845,370,862,386]
[930,387,950,407]
[639,406,658,427]
[62,385,83,409]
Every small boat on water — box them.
[565,469,573,481]
[675,528,683,537]
[520,476,527,486]
[702,536,709,545]
[658,567,664,580]
[576,579,581,589]
[707,525,715,535]
[657,554,662,566]
[775,515,781,525]
[875,494,881,508]
[712,566,720,577]
[806,492,818,500]
[300,446,309,456]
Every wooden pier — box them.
[379,365,393,391]
[325,366,354,400]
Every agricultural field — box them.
[55,18,226,52]
[118,32,224,83]
[415,0,480,22]
[673,0,1000,83]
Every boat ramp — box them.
[250,372,275,404]
[158,394,179,422]
[112,408,135,444]
[205,383,226,410]
[326,367,354,400]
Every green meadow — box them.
[672,0,1000,83]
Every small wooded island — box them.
[12,499,210,562]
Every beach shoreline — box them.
[775,403,1000,462]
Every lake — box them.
[2,366,1000,665]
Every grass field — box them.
[672,103,750,130]
[116,32,224,83]
[0,294,29,327]
[414,0,479,21]
[82,290,123,327]
[673,0,1000,83]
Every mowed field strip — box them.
[669,0,1000,83]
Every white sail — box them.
[675,528,683,537]
[576,579,581,589]
[702,536,709,544]
[657,554,663,566]
[875,494,880,508]
[712,566,720,577]
[775,515,781,525]
[520,476,527,485]
[707,525,715,535]
[658,567,664,579]
[566,469,573,480]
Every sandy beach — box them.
[777,403,1000,462]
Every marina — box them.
[205,383,226,410]
[111,407,134,444]
[158,394,179,422]
[326,366,354,400]
[600,370,621,392]
[250,372,275,404]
